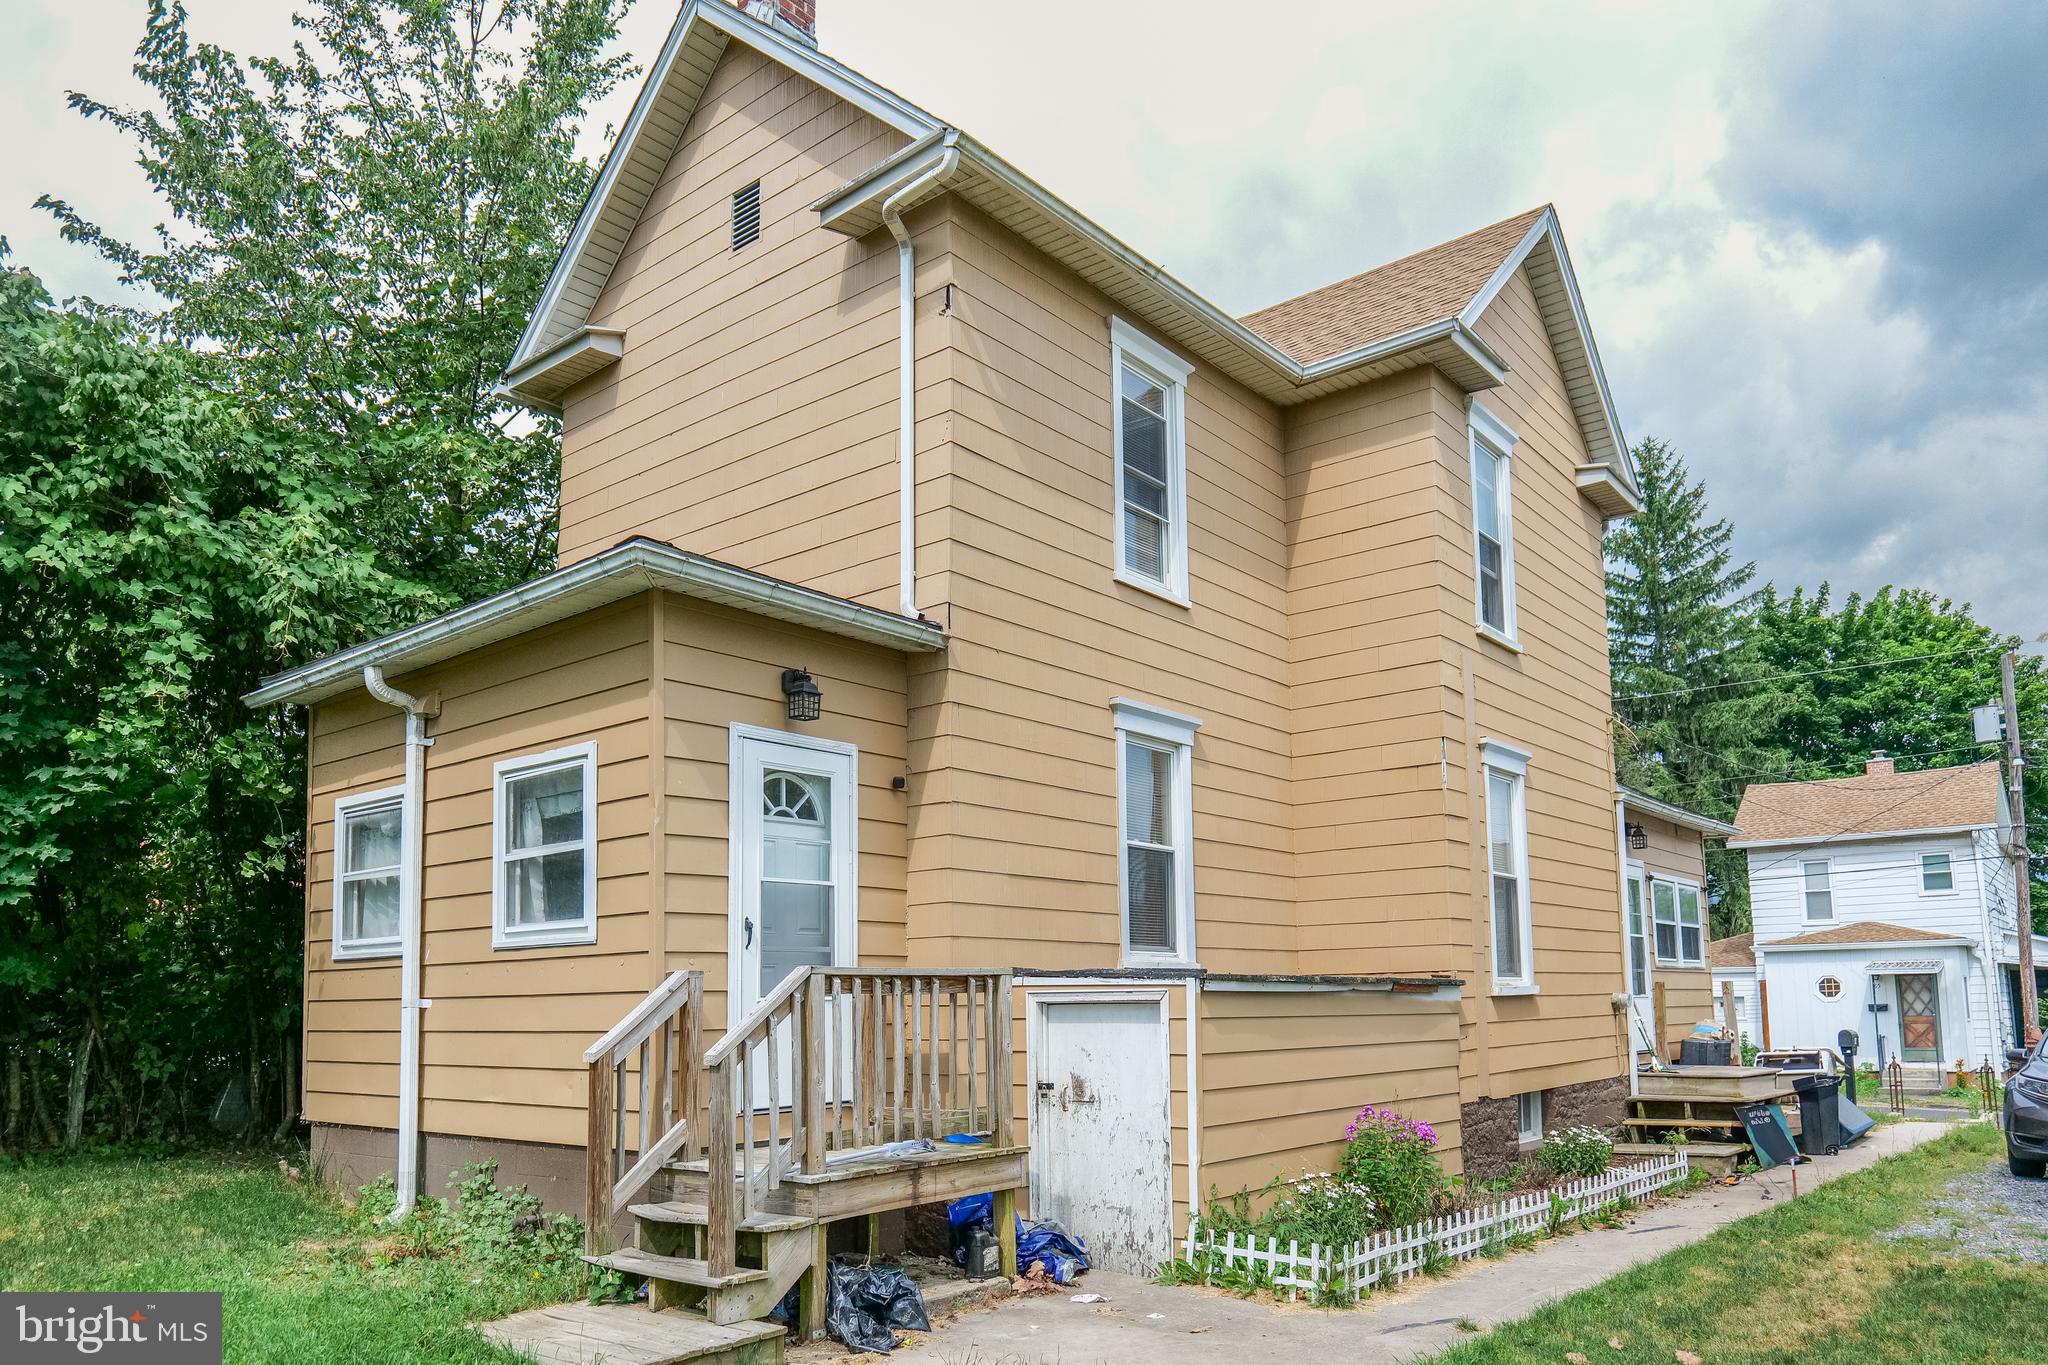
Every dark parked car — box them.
[2005,1037,2048,1177]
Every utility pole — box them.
[2003,650,2039,1045]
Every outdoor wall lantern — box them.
[781,668,822,722]
[1626,822,1648,850]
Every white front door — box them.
[730,727,858,1022]
[1029,995,1172,1275]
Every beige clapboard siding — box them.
[303,601,655,1146]
[1199,988,1466,1190]
[656,593,911,1034]
[1631,809,1716,1054]
[913,200,1298,975]
[557,42,914,608]
[1450,266,1623,1103]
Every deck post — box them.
[800,1219,831,1340]
[585,1059,616,1256]
[707,1063,737,1275]
[804,973,828,1174]
[993,1185,1018,1277]
[991,972,1015,1148]
[1652,980,1669,1064]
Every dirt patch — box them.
[1883,1162,2048,1264]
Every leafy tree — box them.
[1607,437,1782,932]
[39,0,634,601]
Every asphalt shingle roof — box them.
[1731,762,2003,845]
[1763,921,1964,948]
[1708,932,1755,969]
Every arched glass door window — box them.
[758,769,834,995]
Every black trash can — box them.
[1793,1074,1843,1155]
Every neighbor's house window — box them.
[1517,1091,1543,1144]
[1817,975,1844,1000]
[1920,852,1954,892]
[1652,879,1705,967]
[1802,859,1833,921]
[1110,318,1194,604]
[1481,739,1534,991]
[1469,404,1519,643]
[492,742,598,948]
[1113,698,1201,964]
[333,786,404,959]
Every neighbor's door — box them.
[1030,996,1172,1275]
[731,729,857,1087]
[1898,973,1941,1062]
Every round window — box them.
[1817,976,1843,999]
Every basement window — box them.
[732,180,762,251]
[333,787,404,959]
[1517,1091,1543,1144]
[493,742,599,949]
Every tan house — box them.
[1619,788,1741,1062]
[246,0,1651,1342]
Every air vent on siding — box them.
[732,180,762,251]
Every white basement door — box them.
[1030,997,1172,1275]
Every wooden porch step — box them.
[630,1201,814,1234]
[476,1303,783,1365]
[585,1248,770,1290]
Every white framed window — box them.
[1802,859,1834,921]
[1817,975,1843,1000]
[1517,1090,1543,1144]
[1109,318,1194,605]
[492,741,599,949]
[1651,878,1705,967]
[1469,403,1519,646]
[332,786,404,959]
[1625,868,1651,998]
[1920,852,1954,893]
[1480,739,1534,991]
[1112,698,1201,964]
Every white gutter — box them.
[363,665,433,1225]
[1185,975,1201,1234]
[1615,797,1640,1097]
[878,132,960,618]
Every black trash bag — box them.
[825,1257,930,1353]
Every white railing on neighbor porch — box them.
[1178,1150,1691,1303]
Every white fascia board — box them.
[1620,787,1740,839]
[243,540,943,709]
[505,0,938,378]
[1729,823,1991,850]
[1762,937,1972,953]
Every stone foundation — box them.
[312,1123,587,1216]
[1457,1073,1628,1182]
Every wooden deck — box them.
[477,1304,783,1365]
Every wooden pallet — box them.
[477,1304,783,1365]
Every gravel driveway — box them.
[1883,1158,2048,1264]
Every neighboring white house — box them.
[1708,931,1759,1046]
[1720,754,2046,1077]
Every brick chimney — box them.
[1866,751,1895,776]
[736,0,815,40]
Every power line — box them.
[1616,644,2005,704]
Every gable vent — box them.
[732,181,762,252]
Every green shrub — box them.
[1537,1125,1614,1179]
[1337,1106,1448,1229]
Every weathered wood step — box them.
[585,1248,770,1290]
[630,1201,814,1234]
[476,1303,783,1365]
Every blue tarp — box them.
[946,1195,1091,1283]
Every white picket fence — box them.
[1179,1150,1689,1303]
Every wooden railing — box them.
[700,967,1013,1274]
[584,970,704,1255]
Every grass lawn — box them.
[0,1146,586,1363]
[1430,1123,2046,1364]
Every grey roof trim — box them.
[504,0,940,380]
[815,133,1510,403]
[1621,786,1741,838]
[1760,937,1971,953]
[243,539,944,709]
[1729,822,1991,850]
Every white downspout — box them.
[1615,798,1640,1097]
[364,665,432,1224]
[880,134,961,620]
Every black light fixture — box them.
[1626,822,1649,851]
[781,668,822,722]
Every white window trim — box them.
[1624,859,1653,1002]
[1517,1090,1544,1144]
[1816,975,1844,1001]
[1469,402,1520,649]
[1109,317,1194,607]
[1802,857,1834,922]
[491,741,599,949]
[1482,744,1536,994]
[332,784,406,960]
[1651,875,1706,968]
[1919,851,1957,895]
[1113,698,1200,967]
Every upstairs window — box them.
[1469,405,1519,644]
[1803,860,1834,921]
[1113,698,1201,963]
[1110,319,1193,604]
[732,180,762,251]
[1481,740,1534,991]
[333,787,404,959]
[493,742,599,948]
[1920,852,1954,892]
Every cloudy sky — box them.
[9,1,2046,642]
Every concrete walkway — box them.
[871,1119,1960,1365]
